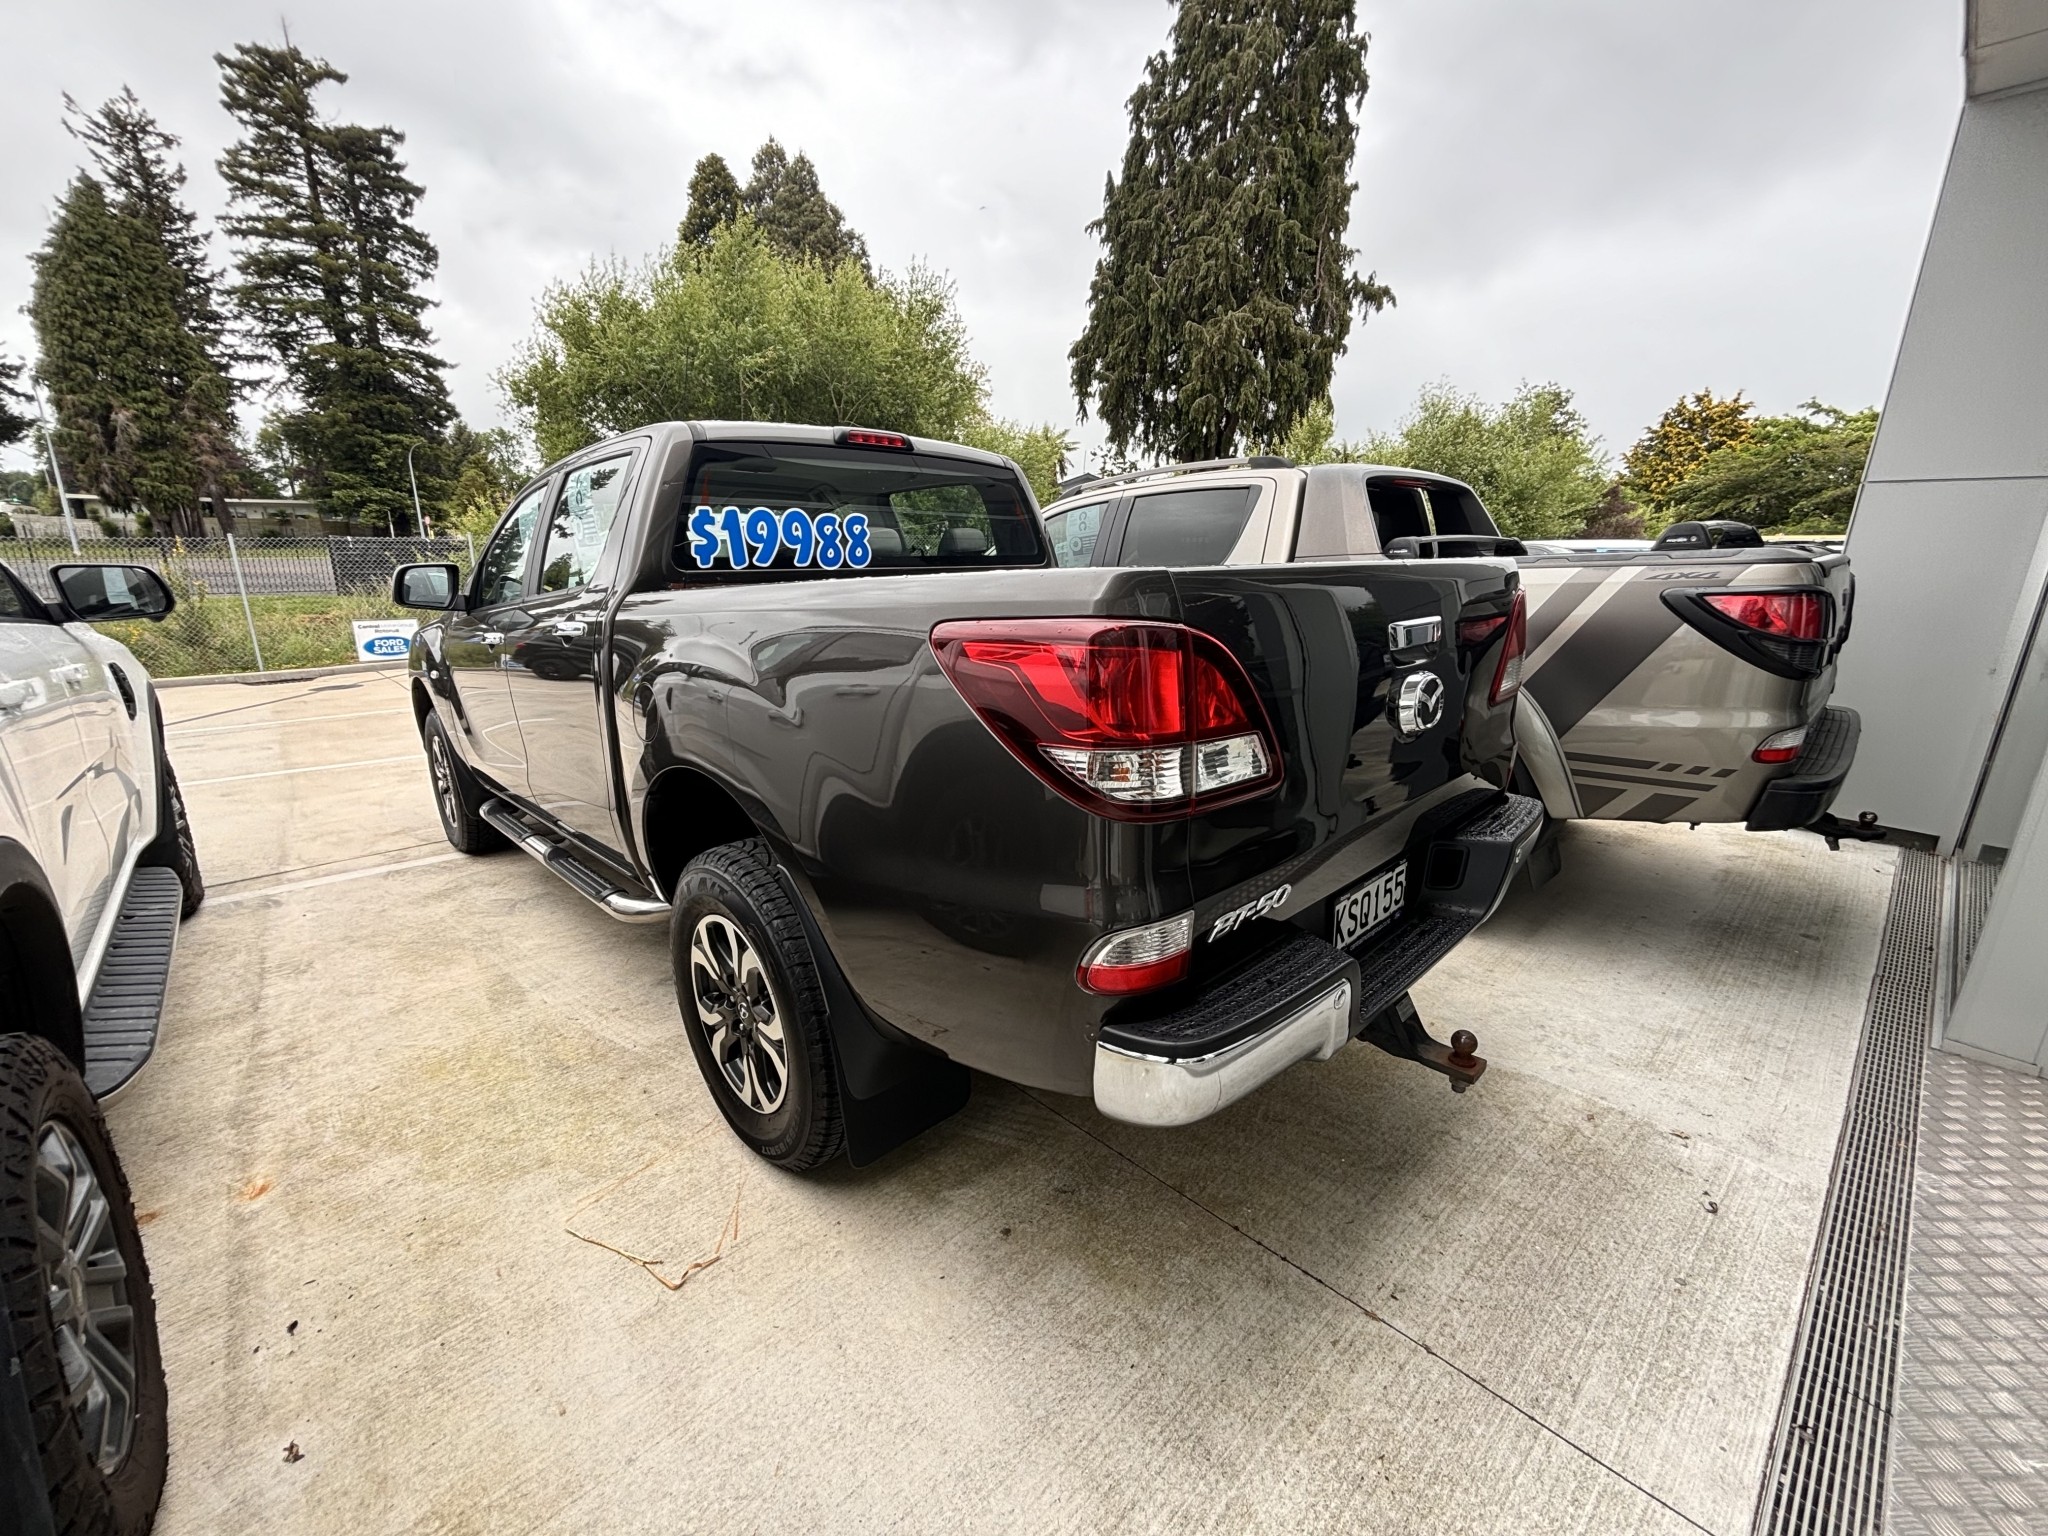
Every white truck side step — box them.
[81,866,185,1096]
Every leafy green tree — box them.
[1621,390,1752,510]
[741,140,870,273]
[955,417,1074,505]
[29,176,234,535]
[216,41,454,531]
[1070,0,1392,462]
[680,154,743,248]
[1662,402,1875,533]
[500,218,988,462]
[1354,381,1607,540]
[439,422,534,540]
[0,357,32,451]
[1578,483,1645,539]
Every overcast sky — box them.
[0,0,1964,475]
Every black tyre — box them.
[0,1033,167,1536]
[671,840,845,1171]
[138,762,203,919]
[423,712,506,855]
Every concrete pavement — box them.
[106,672,1898,1534]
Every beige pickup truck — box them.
[1040,458,1860,868]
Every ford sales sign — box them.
[352,619,419,662]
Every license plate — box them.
[1332,862,1407,949]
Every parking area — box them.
[114,670,1899,1535]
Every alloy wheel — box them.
[34,1119,138,1473]
[688,914,789,1114]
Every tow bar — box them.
[1359,992,1488,1092]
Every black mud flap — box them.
[776,873,971,1167]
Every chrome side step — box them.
[477,799,670,924]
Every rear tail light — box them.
[1753,725,1808,764]
[1489,590,1527,705]
[1662,586,1833,681]
[1702,591,1825,640]
[1077,912,1194,994]
[929,618,1281,820]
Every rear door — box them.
[503,446,641,848]
[444,483,549,788]
[0,564,113,960]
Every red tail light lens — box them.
[1489,590,1527,705]
[929,619,1281,819]
[1703,591,1824,640]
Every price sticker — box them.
[687,506,873,570]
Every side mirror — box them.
[50,565,175,622]
[392,563,464,611]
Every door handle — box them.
[52,663,88,691]
[476,631,505,648]
[550,621,587,637]
[0,680,32,712]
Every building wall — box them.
[1834,84,2048,852]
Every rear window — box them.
[1116,486,1256,567]
[1296,467,1500,558]
[672,442,1046,578]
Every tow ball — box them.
[1358,993,1489,1092]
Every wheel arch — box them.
[0,838,85,1071]
[641,765,768,901]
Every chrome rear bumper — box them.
[1093,980,1355,1128]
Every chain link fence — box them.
[3,534,474,678]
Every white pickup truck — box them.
[1,556,200,1536]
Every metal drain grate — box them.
[1753,850,1939,1536]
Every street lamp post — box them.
[33,392,80,556]
[406,443,430,538]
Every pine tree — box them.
[0,358,31,451]
[216,41,453,531]
[680,154,742,247]
[64,89,230,358]
[1070,0,1392,461]
[60,87,242,531]
[742,140,871,272]
[29,176,230,534]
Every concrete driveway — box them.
[111,670,1897,1535]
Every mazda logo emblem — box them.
[1395,670,1446,737]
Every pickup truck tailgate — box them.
[1168,561,1522,923]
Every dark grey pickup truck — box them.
[393,422,1542,1169]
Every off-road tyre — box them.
[671,840,845,1171]
[138,763,203,919]
[422,712,507,855]
[0,1033,167,1536]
